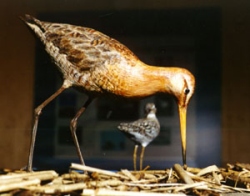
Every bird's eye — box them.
[184,88,190,95]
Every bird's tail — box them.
[118,123,131,133]
[20,14,47,44]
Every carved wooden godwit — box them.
[21,15,195,171]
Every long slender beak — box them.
[178,105,187,169]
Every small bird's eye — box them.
[184,88,190,95]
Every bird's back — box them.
[21,15,139,71]
[21,15,142,95]
[118,117,160,147]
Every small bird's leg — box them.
[70,97,94,166]
[27,82,69,172]
[140,146,145,170]
[133,145,138,171]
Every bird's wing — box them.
[118,118,160,138]
[22,15,139,71]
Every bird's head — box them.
[164,67,195,168]
[144,103,157,114]
[166,68,195,108]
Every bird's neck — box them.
[122,62,174,98]
[147,112,157,119]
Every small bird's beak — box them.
[178,105,187,169]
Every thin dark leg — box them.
[133,145,138,171]
[140,146,145,170]
[27,83,68,172]
[70,97,94,166]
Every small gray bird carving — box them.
[118,103,160,170]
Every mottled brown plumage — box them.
[21,15,195,172]
[118,103,160,170]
